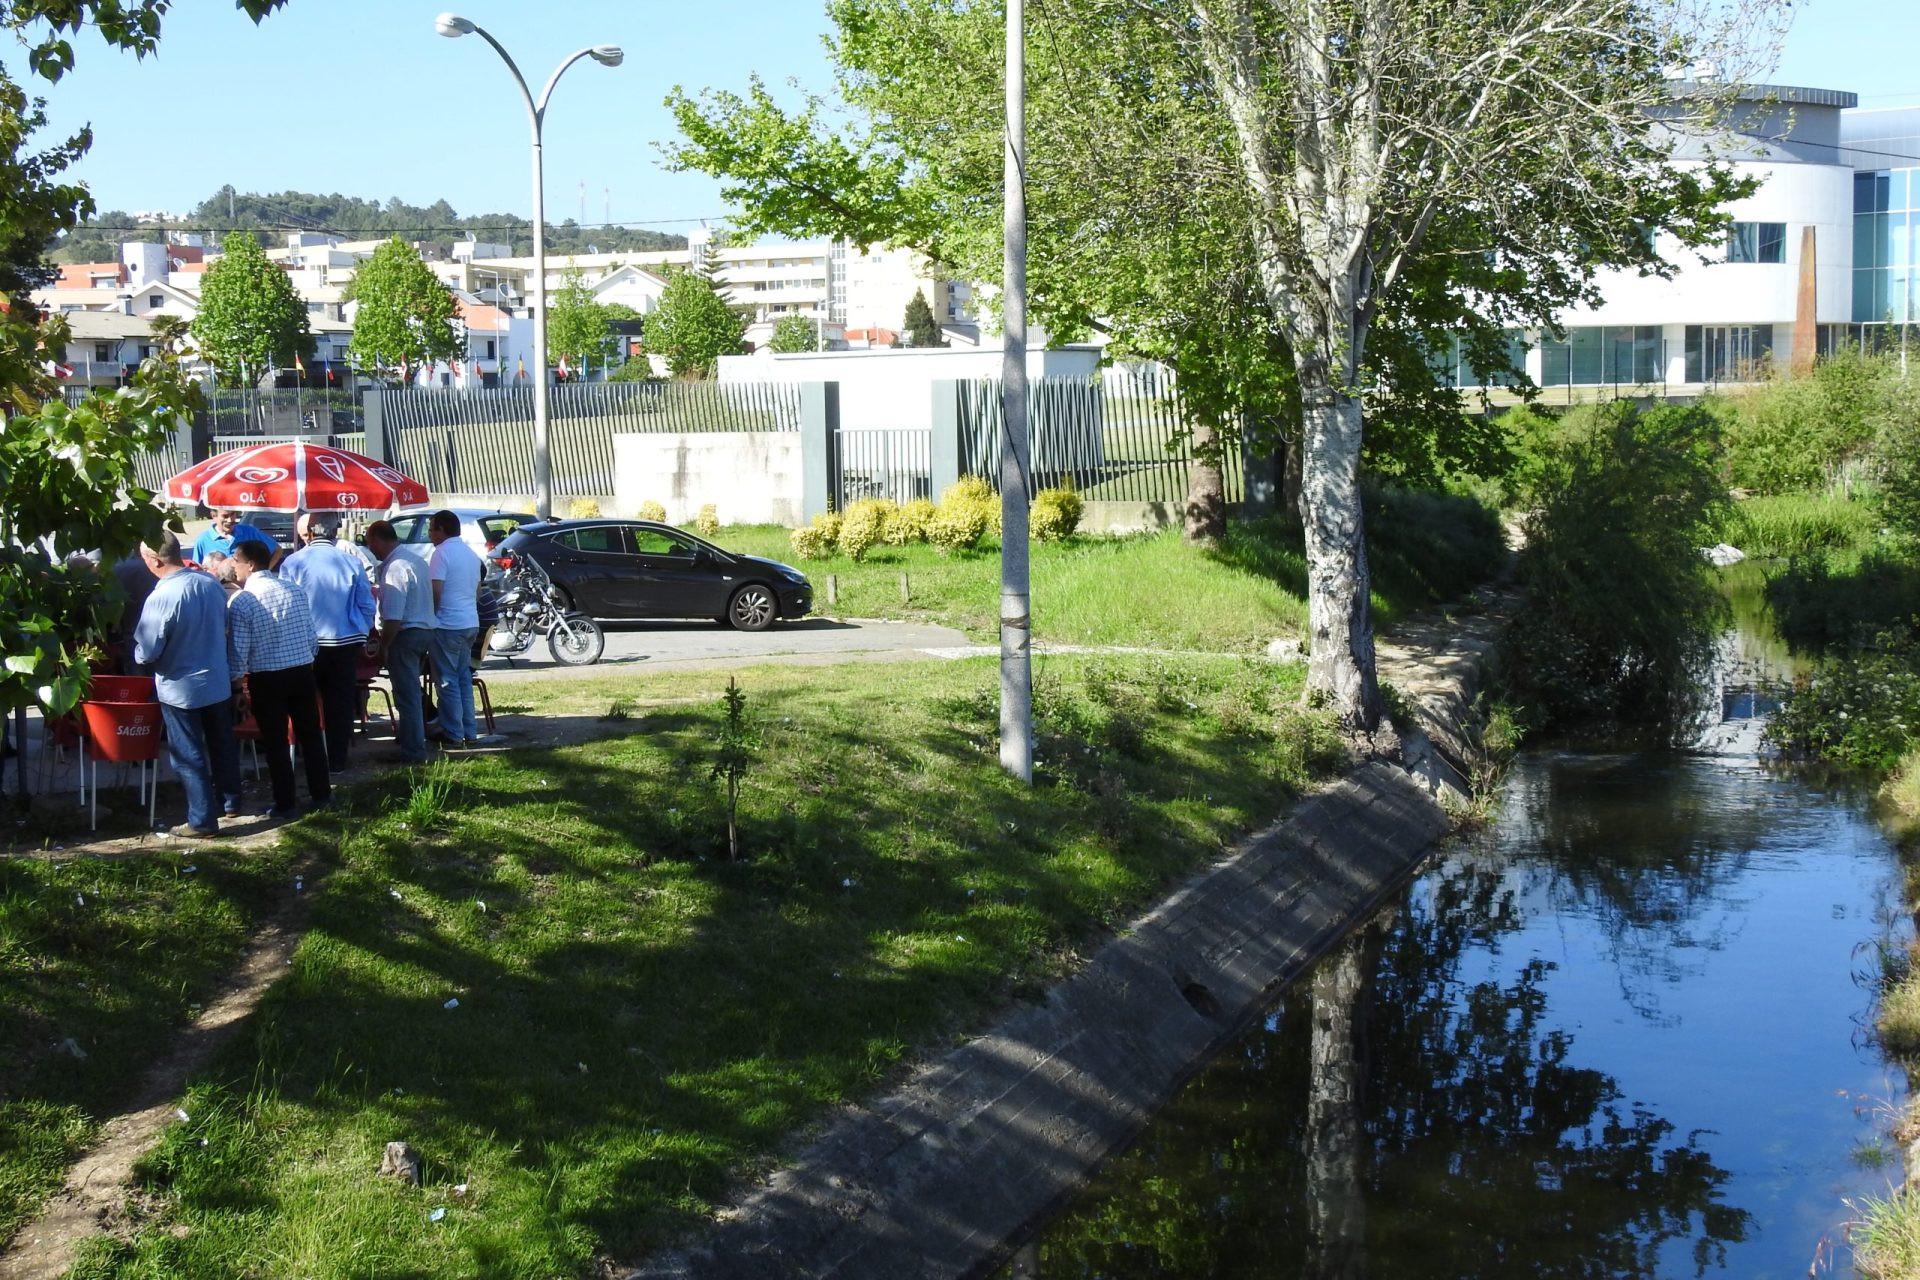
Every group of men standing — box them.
[130,507,489,837]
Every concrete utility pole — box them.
[1000,0,1033,784]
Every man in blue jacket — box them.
[133,530,244,836]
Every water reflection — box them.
[1019,747,1900,1279]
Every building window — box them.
[1684,324,1773,382]
[94,342,111,362]
[1539,326,1664,386]
[1726,222,1786,264]
[485,339,496,360]
[149,293,164,309]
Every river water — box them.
[1013,642,1910,1278]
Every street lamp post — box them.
[435,13,621,521]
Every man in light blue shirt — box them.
[282,512,376,771]
[133,530,244,836]
[427,509,485,748]
[192,508,273,564]
[365,519,436,764]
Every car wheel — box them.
[728,584,777,632]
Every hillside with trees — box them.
[48,187,687,262]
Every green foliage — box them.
[695,503,721,538]
[344,236,458,380]
[1713,350,1893,493]
[567,497,602,520]
[838,498,895,562]
[1766,633,1920,773]
[635,499,667,522]
[810,510,843,547]
[1501,403,1729,733]
[1726,492,1878,558]
[901,287,943,347]
[767,314,820,353]
[1031,483,1085,542]
[1874,369,1920,541]
[643,267,746,379]
[1765,550,1920,655]
[545,264,613,370]
[0,321,197,716]
[788,525,834,560]
[709,677,760,860]
[885,497,936,545]
[190,230,311,386]
[930,477,996,553]
[607,354,654,382]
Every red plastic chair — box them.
[78,698,164,831]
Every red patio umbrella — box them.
[164,441,429,513]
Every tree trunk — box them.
[1298,381,1384,731]
[1183,417,1227,543]
[1305,927,1371,1280]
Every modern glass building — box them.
[1474,84,1920,392]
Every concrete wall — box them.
[719,346,1101,435]
[612,431,804,526]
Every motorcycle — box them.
[486,560,606,666]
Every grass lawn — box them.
[20,655,1354,1279]
[713,487,1505,652]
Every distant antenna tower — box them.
[578,181,586,224]
[604,186,611,224]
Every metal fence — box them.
[202,389,364,437]
[956,373,1245,503]
[381,381,803,498]
[837,428,932,507]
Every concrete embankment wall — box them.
[630,605,1507,1280]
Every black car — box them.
[491,519,813,631]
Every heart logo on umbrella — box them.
[234,466,289,484]
[335,492,362,507]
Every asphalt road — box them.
[475,617,981,678]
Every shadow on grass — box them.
[82,658,1337,1276]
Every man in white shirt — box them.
[365,519,436,764]
[427,509,485,748]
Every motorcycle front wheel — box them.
[549,613,606,666]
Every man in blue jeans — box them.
[364,519,436,765]
[426,510,484,748]
[133,530,244,835]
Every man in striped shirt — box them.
[229,539,331,817]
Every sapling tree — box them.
[710,676,760,860]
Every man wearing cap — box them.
[281,511,376,771]
[228,539,331,817]
[133,530,244,836]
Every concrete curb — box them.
[630,769,1459,1280]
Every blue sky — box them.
[23,0,1920,232]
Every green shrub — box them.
[810,510,842,550]
[788,526,834,560]
[940,475,1000,537]
[1766,632,1920,773]
[928,501,990,554]
[885,497,936,545]
[568,497,602,520]
[1715,349,1892,494]
[1031,483,1085,542]
[1875,371,1920,541]
[636,499,667,522]
[1727,492,1877,558]
[695,504,720,538]
[1500,402,1729,733]
[839,499,896,562]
